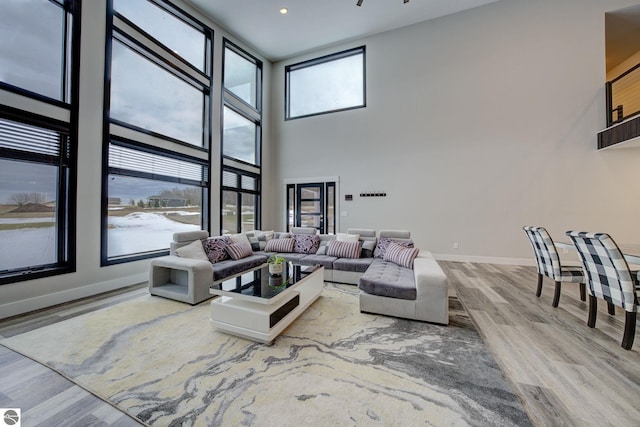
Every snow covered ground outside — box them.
[108,211,199,257]
[0,227,57,270]
[0,218,54,224]
[0,212,199,268]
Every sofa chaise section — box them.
[359,250,449,325]
[357,229,448,325]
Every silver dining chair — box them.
[523,226,586,307]
[566,231,640,350]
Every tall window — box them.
[222,40,262,233]
[222,168,260,234]
[285,46,366,120]
[0,0,80,284]
[106,141,208,259]
[223,105,258,164]
[103,0,213,264]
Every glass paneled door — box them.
[297,183,324,232]
[288,182,336,234]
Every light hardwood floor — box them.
[440,261,640,427]
[1,263,639,426]
[0,285,147,427]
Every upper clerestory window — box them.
[285,46,366,120]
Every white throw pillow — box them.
[175,240,209,261]
[337,233,360,243]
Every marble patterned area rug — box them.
[2,284,531,426]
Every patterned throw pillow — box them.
[265,238,295,253]
[327,240,361,259]
[247,233,261,251]
[202,236,232,263]
[247,230,275,251]
[293,234,320,254]
[226,242,253,260]
[374,237,414,259]
[384,241,419,269]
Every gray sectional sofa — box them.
[148,227,448,325]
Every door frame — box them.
[296,182,325,232]
[284,176,339,233]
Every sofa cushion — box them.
[298,254,337,268]
[277,253,307,262]
[202,236,233,263]
[212,254,268,282]
[293,234,320,254]
[384,242,419,269]
[316,234,337,255]
[265,238,295,253]
[174,239,209,262]
[361,240,376,258]
[226,242,253,260]
[358,259,417,300]
[173,230,209,243]
[378,230,411,239]
[247,230,274,251]
[327,240,361,259]
[227,232,251,246]
[337,232,359,243]
[333,257,374,273]
[247,234,261,251]
[374,237,414,259]
[290,226,316,235]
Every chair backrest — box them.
[523,226,562,280]
[565,231,637,312]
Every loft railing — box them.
[606,62,640,127]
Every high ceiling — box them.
[186,0,501,61]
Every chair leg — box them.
[552,281,561,307]
[607,302,616,316]
[535,273,543,297]
[587,295,597,328]
[622,311,637,350]
[579,283,586,301]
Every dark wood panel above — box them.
[598,115,640,149]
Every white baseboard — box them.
[0,273,148,320]
[432,253,535,266]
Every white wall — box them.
[270,0,640,263]
[0,0,272,319]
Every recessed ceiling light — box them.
[280,7,288,14]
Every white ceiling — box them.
[186,0,501,62]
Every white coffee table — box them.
[209,263,324,343]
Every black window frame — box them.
[0,0,80,285]
[221,103,262,167]
[285,46,366,121]
[103,137,209,264]
[221,39,263,233]
[102,0,214,265]
[223,40,263,113]
[221,39,263,168]
[221,166,261,234]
